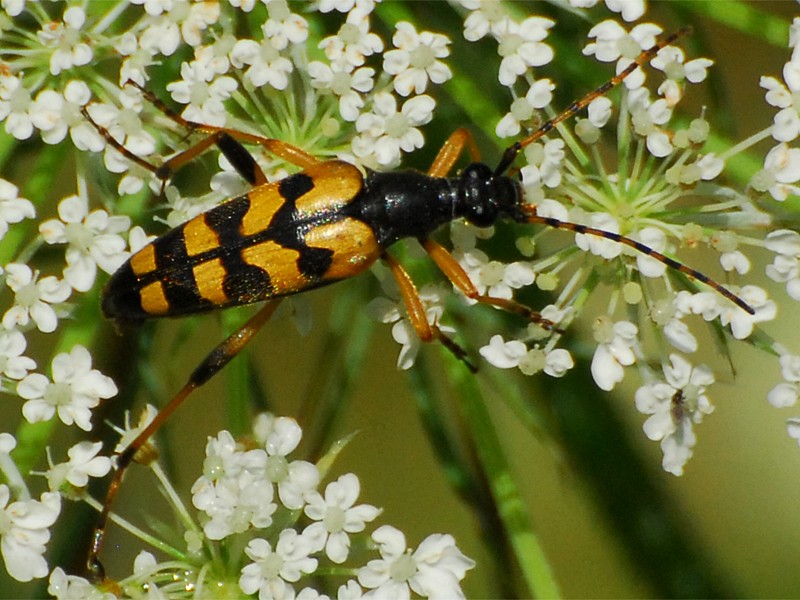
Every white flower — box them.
[496,78,555,138]
[586,95,613,128]
[675,287,775,340]
[231,38,293,91]
[181,2,222,47]
[303,473,381,563]
[319,12,384,68]
[756,143,800,201]
[583,20,663,90]
[0,178,34,240]
[765,229,800,299]
[0,75,34,140]
[461,0,511,42]
[115,32,156,87]
[88,89,153,154]
[480,334,527,369]
[627,87,675,157]
[717,286,776,340]
[591,317,638,391]
[696,152,725,180]
[768,354,800,408]
[662,315,698,354]
[137,1,220,52]
[787,418,800,446]
[30,81,102,150]
[138,11,180,56]
[193,475,275,541]
[2,0,24,17]
[239,530,318,598]
[318,0,361,11]
[193,34,236,76]
[48,567,114,600]
[257,416,320,509]
[520,138,565,189]
[2,264,71,333]
[457,248,535,301]
[479,328,575,377]
[166,60,237,126]
[308,61,375,122]
[575,213,623,260]
[0,485,61,582]
[190,430,275,540]
[512,342,575,378]
[337,579,365,600]
[358,525,475,599]
[0,329,36,382]
[17,345,118,431]
[720,250,751,275]
[495,17,555,86]
[384,22,452,96]
[0,433,15,454]
[633,227,668,278]
[568,0,645,22]
[541,348,574,377]
[163,185,221,229]
[84,94,157,195]
[635,355,715,476]
[650,46,713,106]
[761,58,800,142]
[44,441,112,492]
[262,0,308,50]
[36,6,93,75]
[353,93,436,167]
[39,193,131,292]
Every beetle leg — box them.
[420,238,558,330]
[81,106,270,190]
[426,128,481,178]
[382,252,476,372]
[82,90,318,193]
[125,79,320,171]
[88,299,282,583]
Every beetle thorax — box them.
[455,163,523,227]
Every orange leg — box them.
[426,127,481,178]
[424,130,557,329]
[125,79,320,173]
[88,299,282,581]
[421,238,556,329]
[382,253,476,372]
[82,90,317,191]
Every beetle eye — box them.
[465,200,497,227]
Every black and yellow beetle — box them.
[83,27,751,579]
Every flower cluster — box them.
[47,413,475,599]
[433,4,800,476]
[0,0,798,596]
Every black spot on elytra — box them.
[297,246,334,279]
[279,172,314,202]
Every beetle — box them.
[82,26,751,580]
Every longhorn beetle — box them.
[83,26,752,580]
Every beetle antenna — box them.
[519,206,755,315]
[491,27,753,316]
[494,26,692,176]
